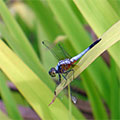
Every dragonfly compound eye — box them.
[49,68,56,77]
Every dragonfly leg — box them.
[65,70,77,103]
[62,69,74,87]
[64,69,74,81]
[58,73,61,84]
[62,74,67,80]
[62,74,68,87]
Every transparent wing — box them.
[42,41,71,61]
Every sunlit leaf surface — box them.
[55,20,120,97]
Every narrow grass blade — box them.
[81,71,108,119]
[0,40,85,120]
[110,58,120,119]
[11,2,35,29]
[68,84,72,120]
[108,0,120,17]
[0,71,22,120]
[73,0,120,68]
[0,0,55,90]
[0,22,55,91]
[36,21,58,70]
[25,0,61,41]
[0,0,40,65]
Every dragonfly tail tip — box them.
[98,38,102,41]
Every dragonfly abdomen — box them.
[70,38,101,62]
[70,47,90,62]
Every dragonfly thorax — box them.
[49,58,74,77]
[55,59,72,73]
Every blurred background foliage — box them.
[0,0,119,120]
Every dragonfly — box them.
[42,38,101,85]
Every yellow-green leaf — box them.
[55,20,120,97]
[73,0,120,68]
[0,71,22,120]
[0,40,84,120]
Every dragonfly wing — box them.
[58,43,71,59]
[42,41,71,61]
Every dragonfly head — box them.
[49,67,57,77]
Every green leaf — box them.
[110,58,120,119]
[55,20,120,97]
[47,0,91,50]
[0,71,22,120]
[108,0,120,17]
[0,1,85,119]
[81,71,108,119]
[11,2,35,29]
[73,0,120,68]
[0,0,55,91]
[36,22,85,120]
[54,20,120,119]
[0,0,40,65]
[25,0,61,41]
[46,0,111,106]
[0,40,85,120]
